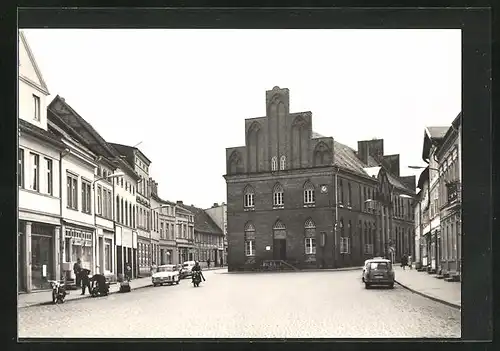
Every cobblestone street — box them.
[18,269,461,338]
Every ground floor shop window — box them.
[31,234,53,290]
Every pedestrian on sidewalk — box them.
[125,263,132,281]
[408,254,413,270]
[220,257,223,267]
[207,258,211,268]
[73,258,82,288]
[401,254,408,270]
[150,262,157,276]
[80,268,91,295]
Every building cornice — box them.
[19,76,50,95]
[19,127,66,150]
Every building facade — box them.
[421,127,448,273]
[110,144,152,277]
[436,113,462,278]
[18,31,66,292]
[223,86,416,271]
[183,205,224,267]
[174,201,195,263]
[158,200,177,265]
[205,202,228,265]
[150,179,161,267]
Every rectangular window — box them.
[30,153,40,191]
[105,240,112,271]
[340,237,350,254]
[273,192,284,206]
[245,240,255,256]
[18,149,24,188]
[81,180,92,214]
[305,238,316,254]
[45,158,53,195]
[67,173,78,209]
[304,189,315,204]
[97,186,102,215]
[33,94,40,121]
[244,193,254,207]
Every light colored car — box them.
[362,258,395,289]
[152,264,180,287]
[181,261,196,278]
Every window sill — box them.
[273,205,284,210]
[66,206,79,212]
[20,188,59,199]
[303,203,316,208]
[244,207,255,212]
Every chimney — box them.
[176,200,183,205]
[213,203,218,208]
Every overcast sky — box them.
[22,29,461,209]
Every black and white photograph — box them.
[17,25,465,339]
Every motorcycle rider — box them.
[192,261,205,282]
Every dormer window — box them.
[271,157,278,171]
[280,155,286,170]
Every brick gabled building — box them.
[224,86,416,271]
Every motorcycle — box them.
[192,271,202,287]
[49,280,67,304]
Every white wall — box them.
[150,197,161,242]
[61,152,96,226]
[19,135,61,216]
[19,33,49,131]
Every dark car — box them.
[362,258,395,289]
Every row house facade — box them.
[205,202,228,265]
[18,31,66,292]
[48,95,142,282]
[223,86,416,271]
[420,126,448,273]
[110,143,152,276]
[435,113,462,278]
[157,199,177,265]
[182,205,225,267]
[150,179,162,266]
[174,201,195,263]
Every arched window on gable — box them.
[303,181,315,205]
[244,222,256,256]
[280,155,286,170]
[273,183,284,207]
[304,218,316,255]
[271,156,278,171]
[243,185,255,209]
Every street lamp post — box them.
[409,166,440,274]
[92,171,125,274]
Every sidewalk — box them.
[18,276,153,309]
[394,266,461,309]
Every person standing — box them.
[408,254,413,270]
[125,262,132,281]
[401,254,408,270]
[151,262,157,276]
[73,258,82,288]
[80,268,91,295]
[220,257,223,267]
[207,258,211,268]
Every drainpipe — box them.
[59,148,70,281]
[334,166,340,268]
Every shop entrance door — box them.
[31,234,53,290]
[117,246,123,275]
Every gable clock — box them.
[320,185,328,194]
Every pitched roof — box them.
[386,171,411,192]
[179,204,223,235]
[110,143,152,165]
[426,126,449,139]
[333,140,371,176]
[48,96,139,178]
[19,118,65,149]
[363,166,381,178]
[311,131,324,139]
[18,31,49,94]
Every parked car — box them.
[180,261,196,278]
[152,264,181,287]
[362,258,395,289]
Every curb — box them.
[395,280,461,310]
[19,282,154,309]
